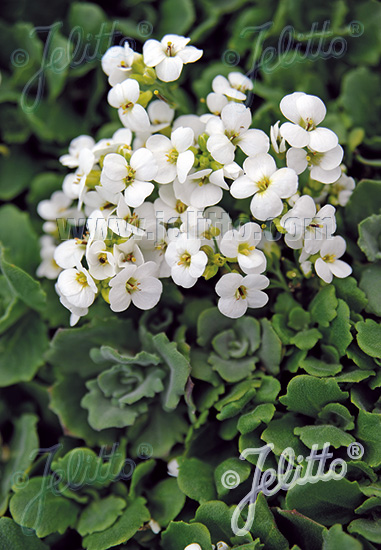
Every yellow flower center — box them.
[126,277,140,293]
[76,272,88,287]
[175,200,187,213]
[124,166,136,186]
[235,285,247,300]
[238,242,255,256]
[98,253,108,265]
[322,254,336,263]
[166,148,179,164]
[178,252,192,267]
[257,176,271,193]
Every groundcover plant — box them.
[0,0,381,549]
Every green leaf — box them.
[0,248,46,311]
[209,354,256,383]
[0,205,40,274]
[341,68,381,136]
[158,0,195,35]
[0,517,49,550]
[290,328,322,351]
[279,375,348,417]
[261,413,307,458]
[50,376,117,446]
[215,458,252,497]
[178,458,216,503]
[258,319,282,374]
[360,264,381,317]
[348,518,381,544]
[77,496,126,536]
[318,403,355,431]
[274,509,325,550]
[325,299,353,356]
[309,286,338,328]
[0,148,40,200]
[288,307,311,331]
[82,497,150,550]
[10,476,80,537]
[237,404,276,435]
[152,332,191,410]
[356,410,381,468]
[294,425,355,450]
[149,478,185,527]
[300,356,342,377]
[0,414,39,515]
[250,493,289,550]
[322,524,362,550]
[194,501,237,544]
[358,214,381,262]
[356,320,381,358]
[161,521,213,550]
[0,313,48,387]
[286,478,363,526]
[345,179,381,232]
[0,276,27,335]
[197,307,232,347]
[333,277,368,313]
[51,446,126,489]
[46,318,136,376]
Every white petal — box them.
[120,104,150,132]
[218,296,247,318]
[212,75,230,94]
[308,128,338,152]
[238,129,269,156]
[221,103,251,134]
[191,183,223,208]
[318,145,344,170]
[286,148,308,174]
[320,235,346,258]
[54,240,85,269]
[189,251,207,278]
[171,127,194,153]
[296,94,326,126]
[124,181,154,208]
[280,122,309,148]
[315,258,333,283]
[310,165,341,184]
[250,190,283,221]
[269,168,298,198]
[245,289,269,308]
[146,134,172,153]
[132,277,162,309]
[330,260,352,279]
[155,57,183,82]
[207,134,235,164]
[243,153,276,181]
[109,285,132,312]
[103,153,127,180]
[215,273,243,297]
[171,264,196,288]
[280,92,306,123]
[177,45,203,63]
[177,150,194,183]
[230,175,256,199]
[143,39,166,67]
[131,148,157,181]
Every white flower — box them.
[37,191,73,221]
[92,128,133,160]
[173,115,205,141]
[55,282,89,326]
[286,145,343,183]
[315,236,352,283]
[216,543,230,550]
[146,127,194,184]
[167,458,180,477]
[86,240,116,280]
[206,103,269,164]
[184,545,202,550]
[180,168,229,209]
[280,92,338,152]
[270,121,286,154]
[330,170,355,206]
[36,236,62,279]
[54,239,86,269]
[206,92,228,115]
[107,79,150,131]
[143,34,203,82]
[212,72,253,100]
[165,234,207,288]
[109,261,162,312]
[56,266,97,308]
[107,196,145,238]
[154,182,190,223]
[216,273,269,318]
[101,43,136,86]
[59,135,95,168]
[100,149,157,208]
[280,195,336,254]
[220,222,266,274]
[113,239,144,271]
[230,153,298,221]
[149,519,161,535]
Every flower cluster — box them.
[37,34,354,324]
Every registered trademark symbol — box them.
[349,21,364,37]
[347,442,364,459]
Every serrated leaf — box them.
[358,214,381,262]
[178,458,216,503]
[309,286,338,328]
[149,478,185,526]
[77,496,125,536]
[325,299,353,356]
[0,518,49,550]
[356,410,381,468]
[360,264,381,317]
[348,518,381,544]
[322,524,362,550]
[290,328,322,351]
[356,320,381,358]
[238,403,276,435]
[161,521,213,550]
[294,425,355,450]
[258,319,282,374]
